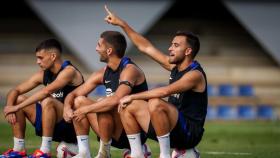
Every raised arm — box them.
[104,5,174,71]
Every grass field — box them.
[0,120,280,158]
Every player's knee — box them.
[148,98,164,113]
[16,95,27,104]
[122,100,141,115]
[119,106,130,119]
[98,112,113,123]
[118,107,126,116]
[41,97,55,109]
[73,96,87,109]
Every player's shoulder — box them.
[57,66,78,79]
[181,69,204,82]
[124,63,141,73]
[61,65,77,74]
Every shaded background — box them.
[1,0,279,120]
[0,0,280,157]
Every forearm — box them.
[17,91,49,110]
[120,21,171,70]
[64,93,75,110]
[131,87,169,101]
[6,89,20,106]
[120,21,152,53]
[88,96,119,113]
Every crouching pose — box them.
[105,6,207,158]
[2,39,84,158]
[64,31,151,158]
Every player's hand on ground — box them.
[4,105,19,116]
[118,95,132,112]
[104,5,125,26]
[5,113,17,125]
[63,107,74,122]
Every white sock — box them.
[157,133,171,158]
[98,139,111,155]
[13,137,25,151]
[127,133,144,158]
[40,136,52,153]
[77,135,91,157]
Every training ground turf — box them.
[0,117,279,158]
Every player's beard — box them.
[99,54,108,63]
[169,55,184,64]
[100,57,108,63]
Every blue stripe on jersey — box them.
[61,60,71,69]
[120,57,131,68]
[189,60,200,71]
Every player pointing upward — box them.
[105,5,207,158]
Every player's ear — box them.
[50,52,57,61]
[106,47,113,55]
[185,47,192,56]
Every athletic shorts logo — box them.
[171,93,180,99]
[51,91,64,98]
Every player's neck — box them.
[107,57,121,71]
[177,58,193,72]
[50,60,63,74]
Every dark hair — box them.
[101,31,127,58]
[35,38,62,53]
[175,31,200,58]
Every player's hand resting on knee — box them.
[118,95,132,112]
[63,107,74,122]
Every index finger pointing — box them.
[104,5,112,15]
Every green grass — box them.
[0,119,280,158]
[200,121,280,158]
[0,121,160,157]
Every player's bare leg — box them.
[120,100,151,158]
[72,96,96,158]
[39,97,64,154]
[95,108,123,158]
[2,95,36,157]
[148,98,178,158]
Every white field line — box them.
[203,151,252,155]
